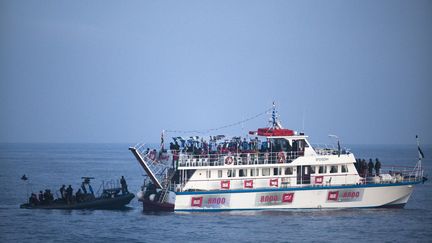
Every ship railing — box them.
[313,144,350,156]
[359,165,424,184]
[175,151,304,167]
[133,143,171,177]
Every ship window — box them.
[319,166,327,174]
[239,169,246,177]
[206,170,211,178]
[273,168,281,175]
[330,166,338,173]
[310,166,316,174]
[262,168,270,176]
[227,169,236,178]
[341,165,348,173]
[284,167,293,175]
[250,168,259,177]
[218,170,222,178]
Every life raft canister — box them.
[225,156,233,165]
[278,152,286,163]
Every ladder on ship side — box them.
[158,169,176,203]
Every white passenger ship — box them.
[130,104,425,212]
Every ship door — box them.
[297,166,311,184]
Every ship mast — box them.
[271,102,283,129]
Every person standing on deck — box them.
[38,191,44,204]
[120,176,128,194]
[375,158,381,176]
[59,185,66,200]
[65,185,73,204]
[368,159,374,176]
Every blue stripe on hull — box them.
[176,181,420,196]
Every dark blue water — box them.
[1,143,431,242]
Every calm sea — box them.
[0,143,431,242]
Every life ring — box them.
[277,152,286,163]
[225,156,233,165]
[148,151,156,161]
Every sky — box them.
[0,0,431,145]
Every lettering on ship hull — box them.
[255,192,295,206]
[190,195,231,209]
[327,189,364,202]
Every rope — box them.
[165,106,273,135]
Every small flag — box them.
[416,135,425,159]
[418,145,425,159]
[160,130,165,151]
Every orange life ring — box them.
[225,156,233,165]
[277,152,285,163]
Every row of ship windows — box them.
[206,165,349,178]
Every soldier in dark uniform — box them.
[38,190,44,204]
[368,159,374,176]
[362,159,368,177]
[59,185,66,200]
[120,176,128,194]
[355,159,360,172]
[65,185,73,204]
[375,158,381,176]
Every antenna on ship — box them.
[271,101,283,129]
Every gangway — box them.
[129,146,163,189]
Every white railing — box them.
[134,143,169,176]
[312,144,350,156]
[175,151,304,167]
[359,165,424,184]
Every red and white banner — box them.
[327,191,339,201]
[269,178,278,187]
[221,180,230,189]
[315,176,324,184]
[191,197,203,207]
[282,193,294,203]
[244,180,253,188]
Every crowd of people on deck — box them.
[167,136,302,156]
[355,158,381,177]
[142,135,310,169]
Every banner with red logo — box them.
[327,191,339,201]
[269,179,278,187]
[244,180,253,188]
[315,176,324,184]
[191,197,203,207]
[282,193,294,203]
[221,180,230,189]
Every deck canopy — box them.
[250,128,294,137]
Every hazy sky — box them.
[1,0,431,145]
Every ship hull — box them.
[142,199,175,212]
[174,182,419,211]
